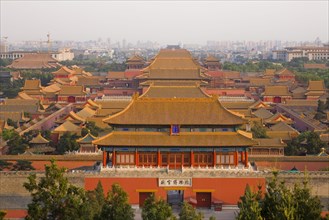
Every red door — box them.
[168,153,182,169]
[139,192,153,207]
[196,192,211,208]
[273,96,281,103]
[68,96,76,103]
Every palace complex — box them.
[1,47,328,212]
[85,49,265,208]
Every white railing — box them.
[100,163,254,172]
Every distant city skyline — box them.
[1,1,328,45]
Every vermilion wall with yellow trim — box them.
[85,177,265,205]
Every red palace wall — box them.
[85,177,265,205]
[255,161,329,171]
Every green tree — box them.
[23,130,52,147]
[86,181,106,219]
[0,210,6,220]
[81,121,103,137]
[99,183,134,220]
[247,171,323,220]
[179,202,203,220]
[23,160,96,220]
[20,71,54,86]
[325,97,329,110]
[293,179,322,220]
[251,122,269,138]
[236,184,263,220]
[7,132,28,155]
[261,171,295,220]
[0,160,13,171]
[314,100,326,120]
[0,58,12,67]
[6,118,18,128]
[142,193,173,220]
[57,132,80,154]
[1,129,18,141]
[285,131,326,156]
[12,160,35,171]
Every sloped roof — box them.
[42,84,61,93]
[85,99,100,108]
[76,76,100,86]
[254,138,286,147]
[270,121,299,133]
[95,100,131,109]
[67,111,86,122]
[305,91,325,96]
[140,80,208,87]
[276,68,295,76]
[206,71,240,79]
[249,78,272,86]
[221,101,255,109]
[22,79,41,90]
[86,117,110,129]
[266,131,298,141]
[93,131,256,147]
[95,108,123,117]
[77,132,97,144]
[53,78,70,85]
[76,106,96,118]
[292,87,306,94]
[140,85,210,98]
[127,54,144,62]
[0,104,39,113]
[252,108,273,119]
[204,55,219,62]
[0,112,25,122]
[307,80,326,91]
[107,72,126,79]
[17,92,35,100]
[249,100,271,110]
[265,113,293,124]
[52,66,75,75]
[264,69,276,76]
[263,86,291,96]
[205,88,245,96]
[58,86,85,96]
[156,49,193,58]
[141,59,202,78]
[284,99,318,106]
[53,120,81,133]
[4,99,39,106]
[103,96,247,126]
[8,53,59,69]
[29,133,49,144]
[139,49,209,80]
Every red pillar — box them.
[234,151,238,167]
[135,149,138,167]
[190,150,194,167]
[158,150,161,167]
[240,151,243,164]
[213,150,216,167]
[112,150,116,167]
[102,151,107,167]
[244,150,248,167]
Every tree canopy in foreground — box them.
[237,171,325,220]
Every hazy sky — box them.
[1,1,328,44]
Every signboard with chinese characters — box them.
[158,178,192,187]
